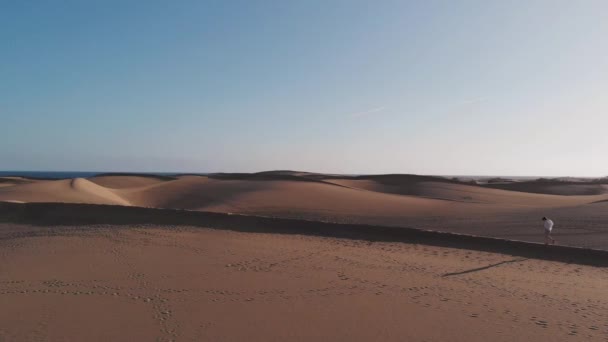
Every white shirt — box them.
[544,219,554,232]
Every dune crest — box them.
[70,178,132,206]
[0,178,130,206]
[89,174,175,189]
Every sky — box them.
[1,0,607,176]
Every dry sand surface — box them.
[2,173,608,249]
[1,222,607,342]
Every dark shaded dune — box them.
[207,173,471,192]
[322,177,589,206]
[117,177,274,209]
[0,175,66,181]
[89,174,176,189]
[483,181,608,196]
[325,179,483,202]
[254,170,322,177]
[357,174,459,183]
[207,172,329,183]
[0,177,35,185]
[322,173,460,184]
[92,172,177,181]
[321,174,492,194]
[327,174,607,197]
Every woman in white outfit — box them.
[542,217,555,245]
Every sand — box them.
[2,173,608,249]
[1,173,607,340]
[1,222,607,342]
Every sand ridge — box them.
[3,173,607,211]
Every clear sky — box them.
[1,1,607,176]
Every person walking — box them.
[542,217,555,245]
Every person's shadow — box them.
[442,258,528,277]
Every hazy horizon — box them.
[2,1,607,177]
[0,170,604,180]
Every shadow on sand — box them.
[442,258,529,277]
[1,202,607,268]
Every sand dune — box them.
[2,173,608,248]
[70,178,132,205]
[0,176,39,187]
[0,178,130,206]
[89,174,173,189]
[5,174,605,212]
[319,173,608,196]
[0,175,453,215]
[483,180,608,196]
[324,178,604,206]
[111,177,450,221]
[117,176,259,209]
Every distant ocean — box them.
[0,171,182,179]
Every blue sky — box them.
[1,1,607,176]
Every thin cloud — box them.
[350,106,387,118]
[457,97,487,106]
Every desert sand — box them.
[1,172,608,249]
[1,173,608,341]
[1,221,607,341]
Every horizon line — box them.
[1,170,606,179]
